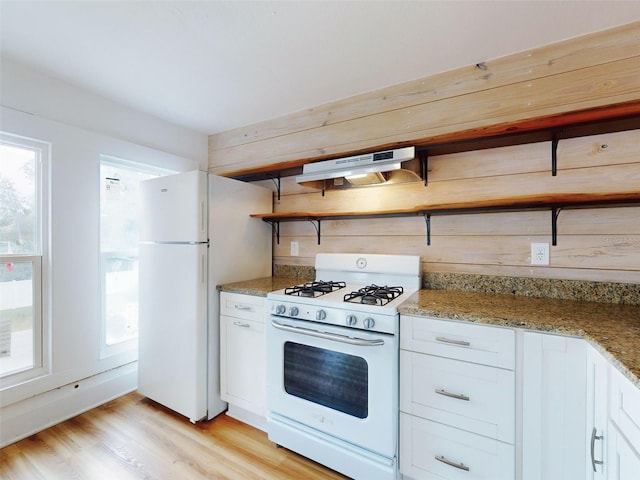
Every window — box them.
[0,133,48,384]
[100,157,170,354]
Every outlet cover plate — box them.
[290,241,299,256]
[531,242,550,265]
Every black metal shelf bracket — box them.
[308,218,321,245]
[423,213,432,245]
[265,219,280,244]
[552,132,560,176]
[269,175,281,202]
[552,207,562,246]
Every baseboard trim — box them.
[226,403,267,432]
[0,362,137,447]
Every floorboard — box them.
[0,392,350,479]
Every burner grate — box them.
[285,280,346,298]
[343,284,404,306]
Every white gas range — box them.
[266,253,421,480]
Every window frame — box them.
[0,132,50,388]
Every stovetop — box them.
[268,282,417,334]
[270,282,412,310]
[267,254,421,334]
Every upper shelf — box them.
[252,191,640,220]
[252,191,640,246]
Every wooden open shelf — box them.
[252,192,640,246]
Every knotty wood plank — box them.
[430,127,640,181]
[210,22,640,152]
[272,234,640,271]
[211,57,640,175]
[558,128,640,169]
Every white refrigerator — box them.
[138,170,272,423]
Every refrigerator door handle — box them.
[200,199,206,236]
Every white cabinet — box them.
[399,314,640,480]
[219,292,266,424]
[586,345,608,479]
[400,315,516,480]
[608,424,640,480]
[608,365,640,480]
[521,332,587,480]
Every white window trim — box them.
[0,133,51,389]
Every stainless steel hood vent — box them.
[296,147,419,189]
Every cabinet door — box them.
[220,314,265,415]
[609,365,640,452]
[521,332,587,480]
[607,423,640,480]
[586,346,608,480]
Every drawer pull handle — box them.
[590,427,604,472]
[435,388,470,401]
[435,455,470,472]
[234,304,253,311]
[233,321,251,328]
[436,336,470,347]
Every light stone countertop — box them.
[217,277,640,388]
[400,289,640,388]
[217,276,307,297]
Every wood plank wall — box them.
[208,22,640,284]
[209,22,640,175]
[254,127,640,283]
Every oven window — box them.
[283,341,368,418]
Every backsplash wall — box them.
[257,127,640,287]
[272,265,640,306]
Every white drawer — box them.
[609,365,640,449]
[400,351,515,443]
[400,315,515,369]
[400,413,514,480]
[220,292,265,322]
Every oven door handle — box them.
[271,320,385,346]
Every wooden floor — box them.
[0,392,350,479]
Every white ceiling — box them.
[1,1,639,136]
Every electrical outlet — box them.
[531,242,549,265]
[290,241,299,256]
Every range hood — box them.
[296,146,421,189]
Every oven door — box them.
[267,315,398,457]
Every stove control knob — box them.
[275,304,286,315]
[345,314,357,326]
[316,309,327,321]
[363,317,375,329]
[289,306,299,317]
